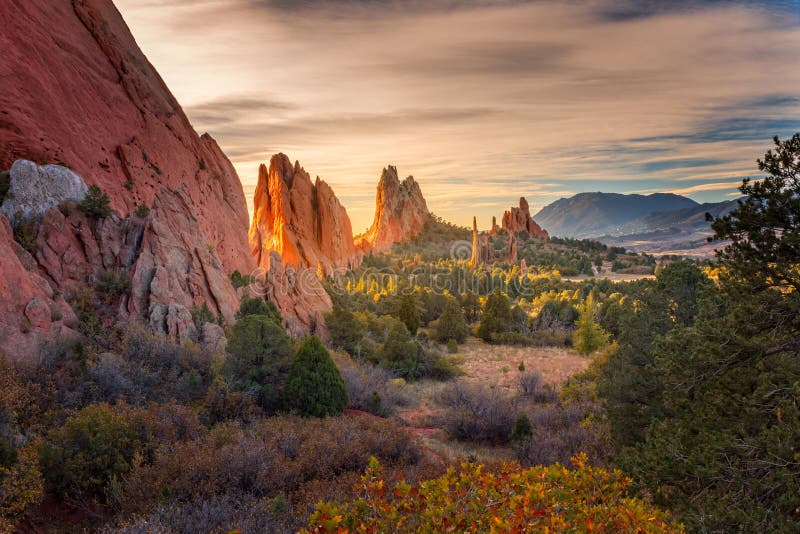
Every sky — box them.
[115,0,800,232]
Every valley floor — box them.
[392,337,589,464]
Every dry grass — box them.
[454,337,589,391]
[394,337,590,463]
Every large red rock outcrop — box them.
[0,215,79,361]
[250,154,361,275]
[0,0,259,358]
[356,166,430,253]
[501,197,549,238]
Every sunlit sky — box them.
[115,0,800,231]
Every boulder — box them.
[0,160,88,221]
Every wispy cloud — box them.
[116,0,800,228]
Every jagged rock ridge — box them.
[250,154,361,275]
[356,166,430,252]
[502,197,549,239]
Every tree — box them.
[325,303,364,356]
[460,291,481,323]
[225,314,293,409]
[573,293,608,354]
[598,137,800,531]
[435,298,468,344]
[380,321,419,380]
[283,336,348,417]
[236,296,282,324]
[398,293,421,335]
[477,289,512,342]
[78,184,112,218]
[709,134,800,293]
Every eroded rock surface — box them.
[356,166,430,253]
[250,154,361,276]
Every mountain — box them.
[356,166,430,252]
[599,199,739,255]
[533,192,698,238]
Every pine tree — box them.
[435,297,469,344]
[398,293,421,335]
[283,336,348,417]
[477,289,512,342]
[573,293,608,354]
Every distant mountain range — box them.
[533,192,740,257]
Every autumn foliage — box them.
[304,454,681,533]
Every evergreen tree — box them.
[325,303,363,356]
[235,296,282,324]
[477,289,512,342]
[225,314,293,409]
[380,321,419,379]
[573,293,608,354]
[398,293,421,335]
[435,297,469,344]
[283,336,348,417]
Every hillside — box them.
[533,192,697,238]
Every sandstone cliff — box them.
[356,166,430,252]
[0,0,257,359]
[250,154,361,275]
[501,197,549,238]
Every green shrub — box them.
[191,302,217,327]
[446,339,458,353]
[225,314,293,410]
[379,321,419,380]
[573,293,609,354]
[39,403,151,501]
[235,296,282,324]
[96,268,130,302]
[229,270,256,290]
[134,204,150,218]
[435,298,469,344]
[325,303,364,356]
[398,293,421,335]
[477,289,512,342]
[78,184,112,218]
[510,413,532,442]
[283,336,348,417]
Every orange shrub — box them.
[305,454,682,533]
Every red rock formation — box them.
[0,0,259,357]
[0,215,78,361]
[250,154,361,276]
[469,217,493,266]
[501,197,549,238]
[489,216,500,236]
[356,166,430,253]
[258,251,332,339]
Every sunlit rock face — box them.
[0,0,255,359]
[249,153,362,276]
[501,197,549,238]
[356,166,430,253]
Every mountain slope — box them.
[533,192,697,238]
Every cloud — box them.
[115,0,800,229]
